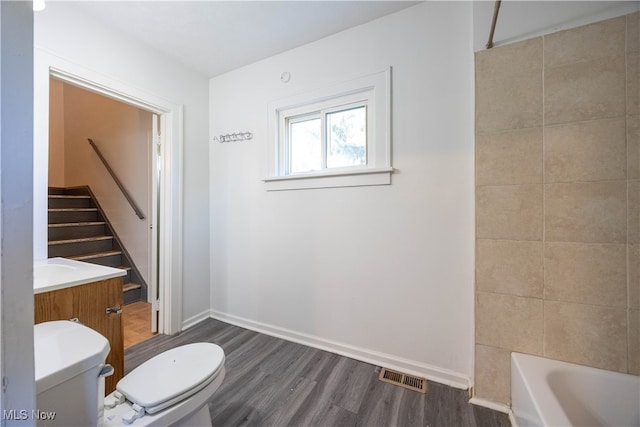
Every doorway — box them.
[37,62,185,337]
[49,78,158,343]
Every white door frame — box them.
[150,113,160,334]
[34,49,183,335]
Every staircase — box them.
[48,187,146,304]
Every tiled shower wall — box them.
[474,12,639,405]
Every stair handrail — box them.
[88,138,145,220]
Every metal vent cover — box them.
[378,368,427,393]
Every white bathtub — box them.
[511,352,639,427]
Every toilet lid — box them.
[117,342,225,414]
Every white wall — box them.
[34,3,211,324]
[473,0,639,52]
[1,1,36,418]
[210,2,475,386]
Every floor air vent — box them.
[378,368,427,393]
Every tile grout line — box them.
[541,33,547,360]
[624,13,630,375]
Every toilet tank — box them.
[34,320,111,427]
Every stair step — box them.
[48,236,113,246]
[69,250,122,261]
[48,194,94,209]
[49,221,106,228]
[48,208,98,212]
[49,208,100,224]
[123,282,142,305]
[117,265,132,279]
[48,195,91,199]
[123,283,141,292]
[48,221,107,241]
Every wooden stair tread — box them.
[48,195,91,199]
[48,208,98,212]
[48,235,113,245]
[123,283,141,292]
[49,221,106,228]
[69,250,122,260]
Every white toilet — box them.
[34,320,225,427]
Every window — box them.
[265,68,392,191]
[287,101,367,174]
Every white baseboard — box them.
[209,309,470,390]
[508,409,518,427]
[181,309,212,331]
[469,397,510,414]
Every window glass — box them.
[290,117,321,173]
[327,105,367,169]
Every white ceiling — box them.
[65,1,420,78]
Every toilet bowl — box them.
[34,320,225,427]
[104,342,225,426]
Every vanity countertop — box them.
[34,257,126,294]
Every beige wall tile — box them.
[544,242,627,307]
[476,76,543,133]
[629,115,639,180]
[476,38,542,81]
[474,345,511,405]
[628,12,639,54]
[474,13,640,392]
[545,181,627,243]
[544,118,626,183]
[477,239,543,298]
[544,57,626,125]
[477,184,543,241]
[628,53,639,116]
[544,300,627,372]
[629,309,639,375]
[476,291,543,354]
[475,37,542,133]
[544,16,625,67]
[630,245,639,310]
[476,127,542,185]
[630,180,639,245]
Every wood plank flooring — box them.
[124,319,511,427]
[122,301,155,348]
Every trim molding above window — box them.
[265,68,392,191]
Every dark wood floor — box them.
[124,318,511,427]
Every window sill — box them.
[263,167,393,191]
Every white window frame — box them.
[265,68,392,191]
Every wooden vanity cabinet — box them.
[34,277,124,394]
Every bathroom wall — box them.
[0,0,36,414]
[48,80,153,284]
[210,1,476,385]
[474,12,640,406]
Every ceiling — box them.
[65,1,421,78]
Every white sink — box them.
[34,258,126,294]
[34,264,76,281]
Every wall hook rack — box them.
[214,131,253,143]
